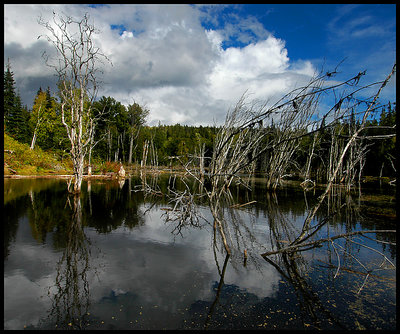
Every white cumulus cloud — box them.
[4,4,316,126]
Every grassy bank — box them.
[4,133,72,175]
[4,133,148,177]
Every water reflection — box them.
[263,252,345,330]
[262,195,346,330]
[204,253,230,329]
[46,194,91,329]
[3,176,396,330]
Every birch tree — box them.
[38,11,110,193]
[29,90,47,150]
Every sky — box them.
[4,4,396,126]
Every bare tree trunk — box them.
[199,142,206,180]
[301,132,318,189]
[291,64,396,246]
[30,104,43,150]
[150,138,158,169]
[30,131,38,150]
[141,140,149,169]
[128,134,134,165]
[119,132,125,163]
[107,129,112,162]
[128,128,141,165]
[114,134,120,162]
[39,12,110,193]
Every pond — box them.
[4,175,396,330]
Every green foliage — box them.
[28,87,61,150]
[3,61,31,143]
[3,61,16,121]
[4,133,71,175]
[3,62,395,180]
[363,103,396,177]
[127,124,216,167]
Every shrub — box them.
[100,161,120,174]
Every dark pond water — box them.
[4,175,396,330]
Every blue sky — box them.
[199,4,396,77]
[4,4,396,125]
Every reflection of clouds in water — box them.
[86,229,217,310]
[224,261,280,299]
[86,206,280,313]
[4,204,281,329]
[4,274,52,329]
[5,243,60,280]
[4,233,62,330]
[137,205,214,247]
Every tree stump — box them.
[118,164,125,178]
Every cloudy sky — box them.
[4,4,396,126]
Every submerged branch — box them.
[261,230,396,257]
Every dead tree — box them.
[38,12,111,193]
[264,64,397,257]
[300,131,320,189]
[262,76,323,189]
[153,64,397,266]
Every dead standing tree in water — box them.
[139,62,395,270]
[38,12,111,193]
[261,65,397,287]
[292,64,396,246]
[261,75,322,189]
[185,95,267,254]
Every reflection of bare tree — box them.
[262,188,395,293]
[263,253,346,330]
[261,193,347,329]
[46,195,92,329]
[204,254,230,329]
[161,173,394,328]
[162,176,207,236]
[133,170,163,199]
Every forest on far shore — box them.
[4,60,396,186]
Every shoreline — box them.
[4,174,117,179]
[4,173,395,189]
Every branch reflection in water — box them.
[43,188,104,330]
[45,194,93,330]
[139,172,395,329]
[4,175,395,330]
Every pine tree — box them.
[3,60,16,129]
[3,60,29,142]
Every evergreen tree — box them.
[3,60,17,130]
[3,60,29,143]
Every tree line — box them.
[3,61,215,168]
[4,58,396,184]
[3,10,396,194]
